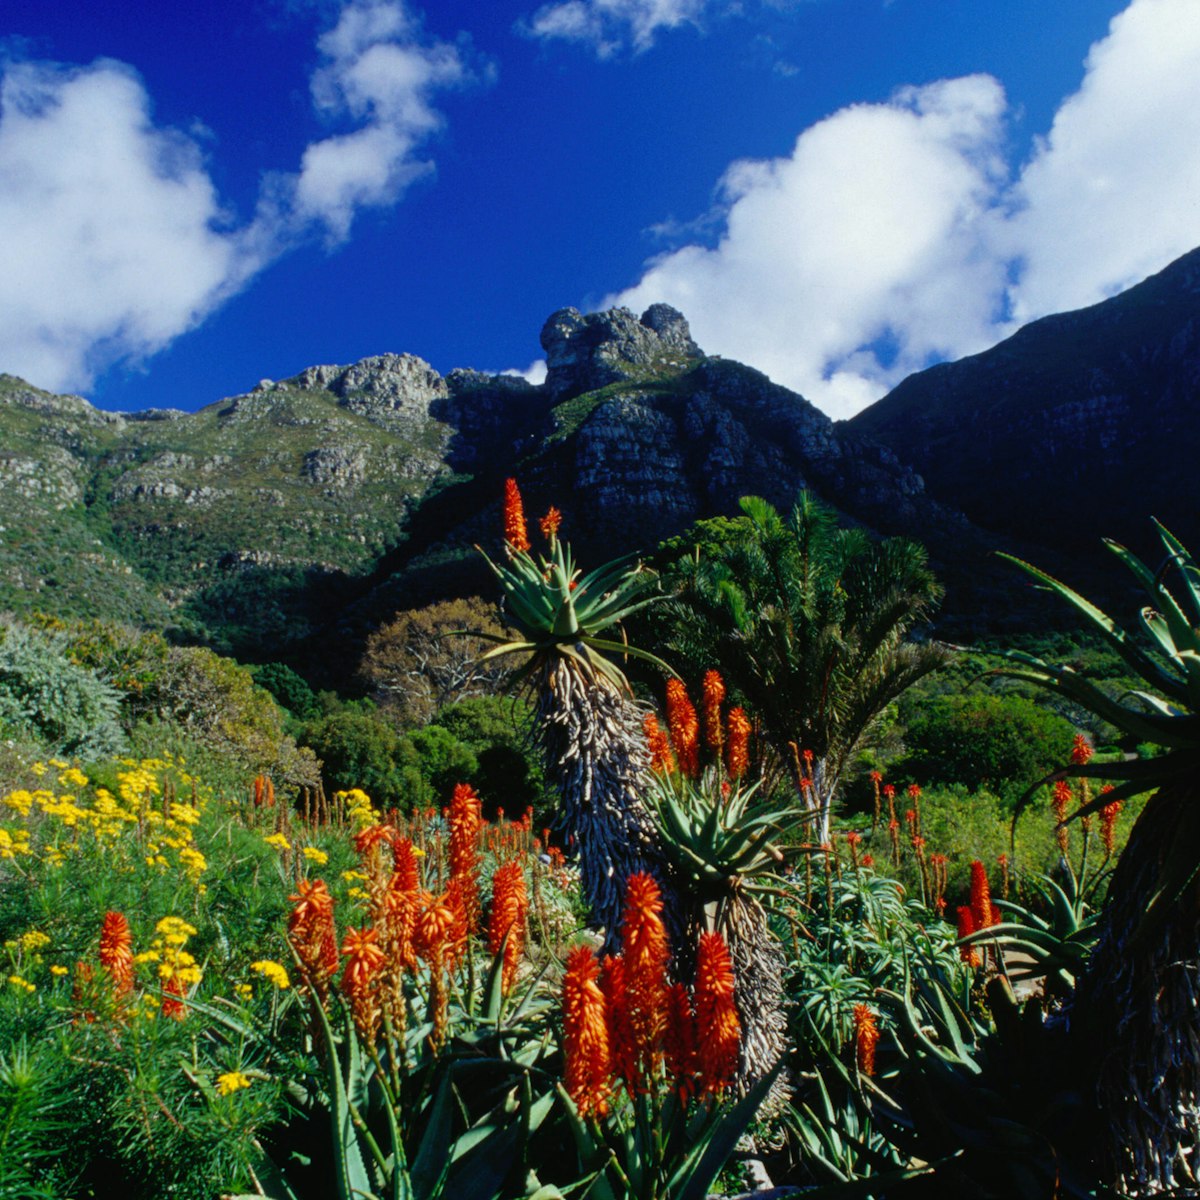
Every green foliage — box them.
[0,620,125,758]
[253,660,321,720]
[654,493,949,837]
[303,706,413,807]
[902,693,1077,805]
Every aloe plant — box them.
[477,494,681,949]
[995,522,1200,1195]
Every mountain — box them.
[0,303,1014,669]
[846,247,1200,565]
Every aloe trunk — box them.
[536,655,685,949]
[1072,783,1200,1195]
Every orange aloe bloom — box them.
[99,911,134,997]
[725,706,751,780]
[665,679,700,777]
[701,669,726,754]
[1051,779,1073,854]
[853,1003,880,1077]
[1071,733,1094,765]
[354,823,397,858]
[384,838,422,972]
[488,861,528,994]
[620,873,671,1090]
[694,931,740,1095]
[563,946,612,1119]
[599,954,635,1091]
[644,712,676,774]
[414,895,462,1049]
[341,927,387,1046]
[289,879,339,999]
[969,859,995,929]
[846,829,862,869]
[448,783,483,934]
[503,477,531,552]
[539,506,562,542]
[161,975,187,1020]
[1100,785,1122,855]
[956,906,981,968]
[664,981,698,1101]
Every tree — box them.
[477,491,678,948]
[658,494,949,842]
[997,525,1200,1195]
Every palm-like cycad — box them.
[998,524,1200,1196]
[660,494,949,842]
[477,496,679,946]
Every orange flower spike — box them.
[620,873,671,1087]
[448,783,483,934]
[341,927,387,1046]
[161,975,187,1020]
[414,896,459,1049]
[488,861,528,994]
[643,712,676,774]
[1051,779,1073,853]
[1100,785,1123,855]
[563,947,612,1119]
[502,477,531,553]
[1071,734,1094,765]
[694,931,740,1096]
[98,911,134,997]
[725,706,751,780]
[853,1003,881,1077]
[969,859,995,929]
[665,679,700,777]
[599,954,635,1092]
[289,878,339,997]
[539,506,562,543]
[701,669,726,754]
[664,981,698,1101]
[956,906,982,968]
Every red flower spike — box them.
[694,931,740,1096]
[725,707,751,780]
[853,1003,880,1077]
[487,861,528,994]
[664,981,698,1101]
[701,669,726,754]
[969,860,995,929]
[502,478,531,552]
[98,911,134,997]
[643,712,676,774]
[563,947,612,1119]
[665,680,700,777]
[956,906,982,968]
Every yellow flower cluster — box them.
[302,846,329,865]
[337,788,378,831]
[1,755,209,886]
[216,1071,252,1096]
[137,917,204,990]
[263,833,291,852]
[250,960,290,989]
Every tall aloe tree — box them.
[659,494,949,843]
[997,523,1200,1196]
[477,491,681,948]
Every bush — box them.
[0,619,125,758]
[902,692,1076,806]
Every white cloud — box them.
[611,0,1200,418]
[503,359,549,385]
[522,0,709,57]
[0,1,477,393]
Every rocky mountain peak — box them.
[288,353,449,422]
[540,304,702,400]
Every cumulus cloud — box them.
[0,1,477,393]
[522,0,709,57]
[611,0,1200,417]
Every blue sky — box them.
[3,0,1198,418]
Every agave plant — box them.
[996,521,1200,1196]
[644,769,807,1091]
[476,486,679,947]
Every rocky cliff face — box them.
[6,278,1168,658]
[847,247,1200,561]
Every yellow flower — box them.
[58,767,89,788]
[234,982,253,1001]
[251,960,290,990]
[50,965,68,977]
[3,791,33,817]
[216,1071,252,1096]
[264,833,291,852]
[8,975,35,994]
[302,846,329,865]
[341,869,367,883]
[18,931,51,953]
[30,762,47,777]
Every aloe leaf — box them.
[409,1074,454,1200]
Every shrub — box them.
[0,620,125,758]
